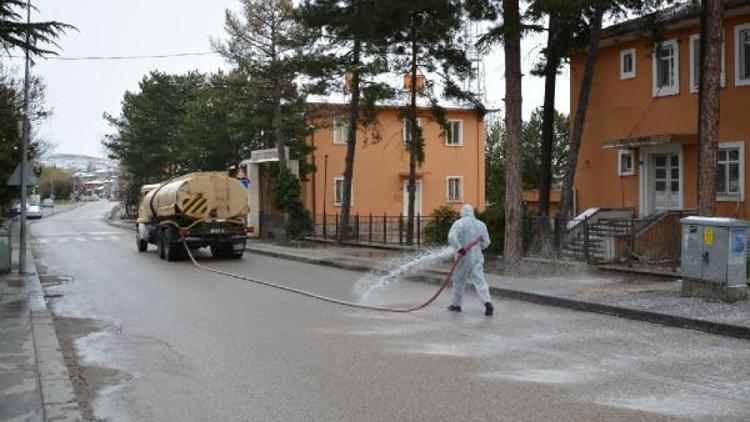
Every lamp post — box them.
[18,0,32,274]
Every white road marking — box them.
[108,236,120,241]
[92,237,104,241]
[74,237,86,242]
[57,238,69,243]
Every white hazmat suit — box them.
[447,205,493,310]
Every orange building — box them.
[571,2,750,218]
[302,102,485,218]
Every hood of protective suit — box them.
[461,204,475,218]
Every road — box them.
[30,201,750,421]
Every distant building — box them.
[302,101,485,218]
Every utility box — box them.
[0,229,10,273]
[680,216,748,302]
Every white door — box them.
[652,153,681,210]
[403,180,422,216]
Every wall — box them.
[303,106,485,218]
[570,13,750,218]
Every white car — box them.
[42,198,54,208]
[26,204,42,219]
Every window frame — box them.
[332,116,348,145]
[735,23,750,87]
[620,48,636,80]
[402,118,422,145]
[689,33,726,94]
[333,176,353,207]
[652,39,680,97]
[618,149,636,176]
[445,119,464,146]
[716,141,745,202]
[446,176,464,203]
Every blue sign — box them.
[238,177,250,189]
[731,229,746,254]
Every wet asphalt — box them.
[29,202,750,421]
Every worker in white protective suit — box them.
[447,204,494,316]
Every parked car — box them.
[42,198,55,208]
[26,204,42,219]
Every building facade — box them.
[302,103,485,219]
[571,2,750,218]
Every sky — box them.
[17,0,570,158]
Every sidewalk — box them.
[245,241,750,339]
[0,221,82,421]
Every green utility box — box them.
[0,228,10,273]
[680,216,748,302]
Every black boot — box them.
[447,305,462,313]
[484,302,494,316]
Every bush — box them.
[424,206,460,245]
[476,206,505,254]
[272,169,312,239]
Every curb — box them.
[27,252,84,421]
[245,246,750,340]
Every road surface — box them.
[30,201,750,421]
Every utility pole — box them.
[18,0,32,274]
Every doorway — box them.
[402,180,422,216]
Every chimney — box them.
[403,74,426,94]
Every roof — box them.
[601,0,750,42]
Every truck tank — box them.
[137,172,249,223]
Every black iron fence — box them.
[312,213,434,246]
[523,212,682,269]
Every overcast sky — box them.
[21,0,570,158]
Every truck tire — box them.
[136,226,148,252]
[164,226,186,262]
[157,228,166,260]
[210,243,232,259]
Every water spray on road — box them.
[355,247,454,303]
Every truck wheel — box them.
[136,226,148,252]
[157,228,166,260]
[164,226,186,262]
[210,243,231,259]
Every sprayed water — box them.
[355,246,454,302]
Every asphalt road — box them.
[30,202,750,421]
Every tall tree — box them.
[214,0,308,172]
[388,0,479,245]
[296,0,393,242]
[0,0,72,57]
[501,0,524,264]
[696,0,724,215]
[558,2,605,218]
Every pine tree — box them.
[0,0,72,57]
[386,0,480,245]
[295,0,394,242]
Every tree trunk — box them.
[559,6,604,218]
[406,26,418,246]
[503,0,524,265]
[338,40,362,242]
[272,79,287,171]
[697,0,724,216]
[539,14,560,217]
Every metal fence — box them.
[523,212,682,269]
[312,213,434,246]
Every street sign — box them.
[238,177,250,189]
[6,160,38,187]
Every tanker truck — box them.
[136,172,249,261]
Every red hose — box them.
[182,235,484,313]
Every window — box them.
[402,118,422,145]
[689,34,726,93]
[333,177,353,206]
[717,142,745,200]
[620,48,636,79]
[652,39,679,97]
[446,120,463,146]
[332,116,347,145]
[735,23,750,86]
[447,176,463,202]
[618,150,635,176]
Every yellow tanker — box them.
[136,172,249,261]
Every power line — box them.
[8,51,219,61]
